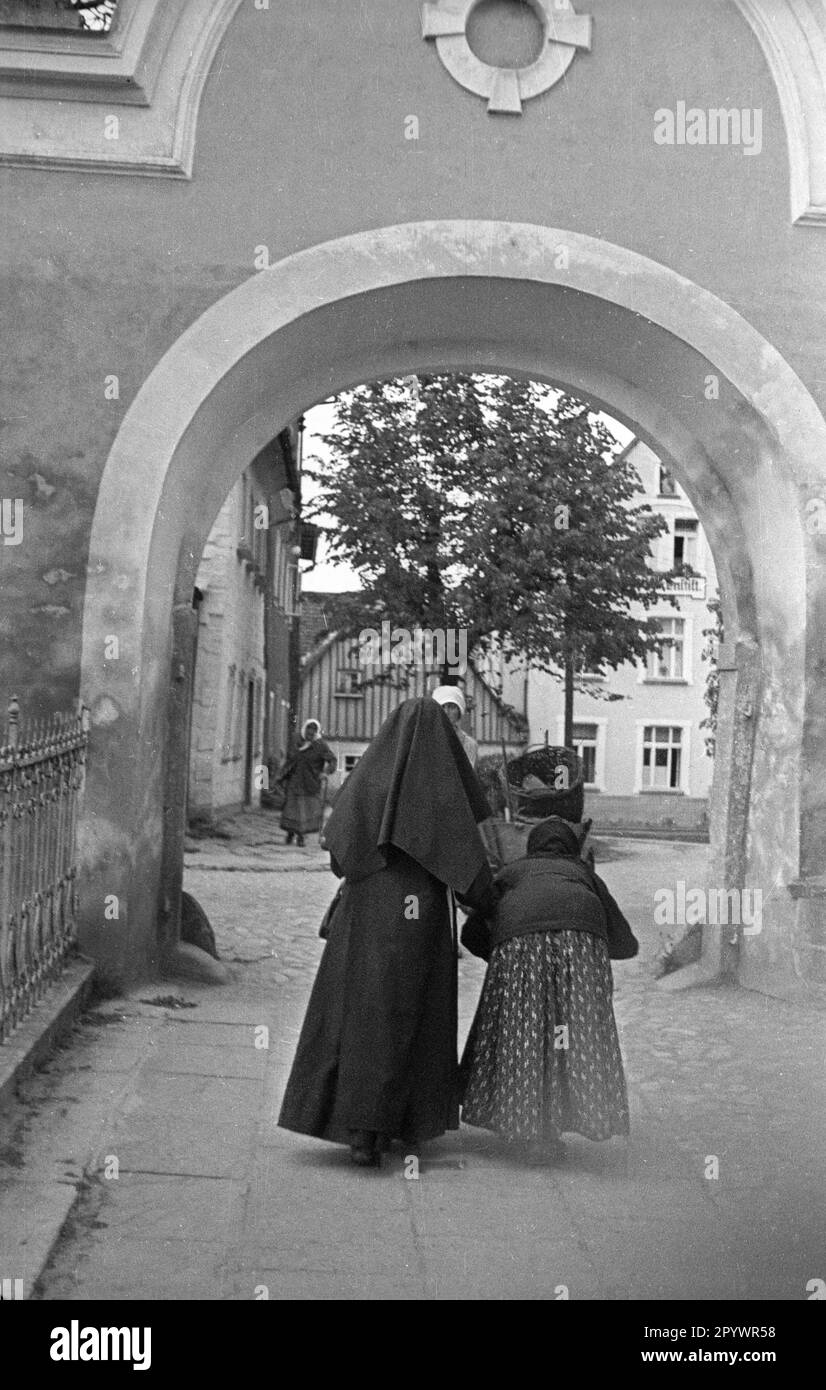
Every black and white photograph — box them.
[1,0,825,1346]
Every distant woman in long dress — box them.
[278,696,494,1166]
[278,718,336,846]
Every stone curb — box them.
[0,956,98,1301]
[0,956,96,1117]
[184,859,331,873]
[594,830,710,844]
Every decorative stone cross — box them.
[422,0,593,114]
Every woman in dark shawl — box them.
[278,718,336,846]
[459,794,636,1165]
[278,697,493,1166]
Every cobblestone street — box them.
[6,822,821,1301]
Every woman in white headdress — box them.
[431,685,478,768]
[278,717,337,846]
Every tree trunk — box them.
[563,646,575,748]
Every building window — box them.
[344,754,361,773]
[253,502,267,571]
[272,528,284,605]
[673,518,699,569]
[0,0,119,32]
[642,725,683,790]
[222,664,236,759]
[280,537,290,609]
[646,617,685,681]
[572,723,598,786]
[254,678,264,758]
[335,668,363,698]
[231,669,245,761]
[238,475,254,545]
[237,477,248,547]
[659,465,678,497]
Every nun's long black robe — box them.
[278,697,493,1146]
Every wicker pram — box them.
[478,745,586,871]
[505,744,584,820]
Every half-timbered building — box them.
[298,595,527,787]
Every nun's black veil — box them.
[323,696,490,895]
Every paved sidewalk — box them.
[2,839,824,1301]
[185,806,330,873]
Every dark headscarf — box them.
[526,816,589,858]
[323,697,491,892]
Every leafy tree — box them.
[307,374,678,745]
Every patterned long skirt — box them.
[460,930,630,1144]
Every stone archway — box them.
[78,220,826,998]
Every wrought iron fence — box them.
[0,696,90,1044]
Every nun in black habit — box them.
[277,696,493,1166]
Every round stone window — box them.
[422,1,593,115]
[466,0,545,70]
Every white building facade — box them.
[500,440,718,834]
